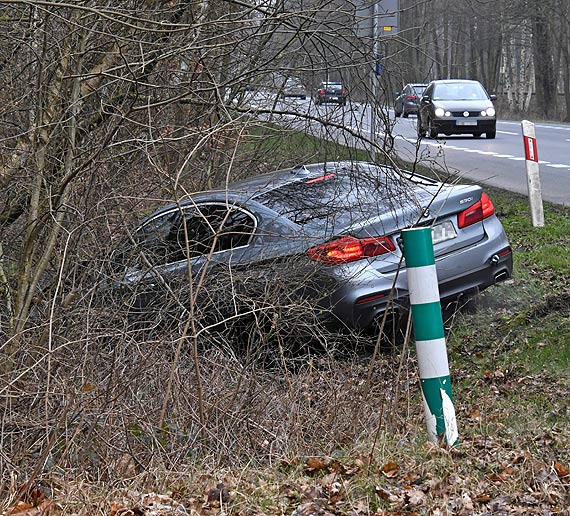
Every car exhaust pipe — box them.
[494,270,509,283]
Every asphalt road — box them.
[270,95,570,206]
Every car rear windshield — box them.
[412,85,426,96]
[324,83,343,92]
[256,165,419,231]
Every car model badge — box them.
[422,207,430,217]
[463,111,469,117]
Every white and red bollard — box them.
[521,120,544,227]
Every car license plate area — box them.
[432,221,457,244]
[456,120,477,126]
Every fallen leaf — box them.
[291,502,334,516]
[381,461,400,478]
[406,489,425,505]
[304,456,331,473]
[473,493,491,503]
[5,502,34,516]
[554,462,570,479]
[375,486,392,501]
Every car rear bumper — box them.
[316,95,347,104]
[318,217,512,330]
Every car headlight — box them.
[481,107,495,117]
[434,107,446,117]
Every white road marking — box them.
[500,121,570,131]
[346,122,569,171]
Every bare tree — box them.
[0,0,404,494]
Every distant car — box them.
[280,78,308,99]
[394,83,427,117]
[418,79,497,139]
[112,161,513,333]
[314,82,348,106]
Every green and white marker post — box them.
[402,227,459,446]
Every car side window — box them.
[133,204,256,267]
[201,204,256,252]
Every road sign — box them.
[355,0,400,37]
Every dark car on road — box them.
[314,82,348,106]
[417,79,497,139]
[112,161,512,333]
[280,77,308,99]
[394,83,427,117]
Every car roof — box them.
[141,161,436,222]
[428,79,482,85]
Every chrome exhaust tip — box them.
[494,271,509,283]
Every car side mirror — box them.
[489,94,497,101]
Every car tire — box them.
[394,108,401,118]
[417,118,426,138]
[473,132,482,138]
[402,111,409,118]
[428,118,438,139]
[486,130,496,139]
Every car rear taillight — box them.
[457,192,495,228]
[307,235,396,265]
[407,95,418,100]
[318,89,325,95]
[342,89,347,95]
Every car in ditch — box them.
[418,79,497,139]
[111,161,513,333]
